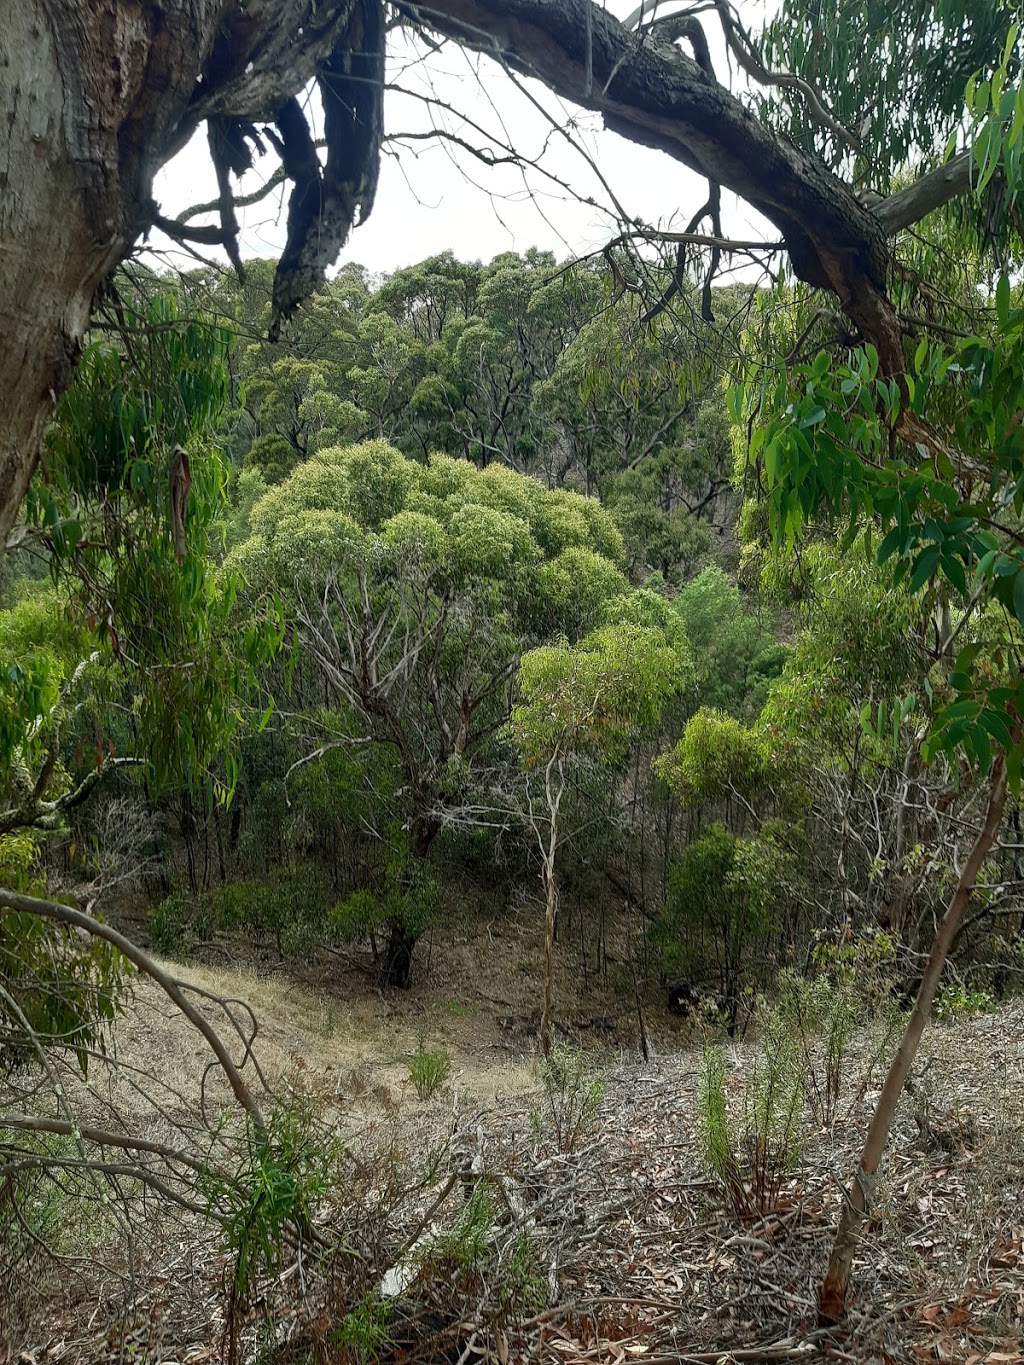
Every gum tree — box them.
[231,440,630,983]
[1,0,1014,554]
[511,618,687,1053]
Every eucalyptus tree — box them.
[3,0,1024,1325]
[511,617,688,1052]
[4,0,1015,555]
[230,439,631,983]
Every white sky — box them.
[152,2,778,280]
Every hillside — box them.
[7,929,1024,1365]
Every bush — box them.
[1,833,126,1073]
[651,823,793,1004]
[934,981,997,1023]
[532,1043,605,1154]
[408,1046,451,1100]
[331,1292,394,1363]
[776,966,860,1125]
[148,893,191,958]
[205,863,328,956]
[698,1005,804,1220]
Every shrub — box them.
[200,1096,345,1303]
[651,823,793,1004]
[776,966,860,1125]
[532,1043,605,1154]
[408,1046,451,1100]
[934,981,997,1023]
[332,1292,394,1363]
[148,893,191,958]
[1,833,126,1073]
[698,1006,804,1220]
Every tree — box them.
[231,439,631,983]
[2,0,1013,555]
[3,0,1023,1328]
[511,618,687,1052]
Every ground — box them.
[4,910,1024,1364]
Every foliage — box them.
[675,565,787,717]
[933,980,998,1022]
[656,708,775,806]
[18,287,282,802]
[758,0,1016,179]
[147,893,191,959]
[531,1043,606,1155]
[233,441,630,832]
[0,588,100,827]
[200,1096,344,1301]
[775,967,861,1125]
[0,835,127,1073]
[512,622,688,767]
[698,1013,804,1220]
[149,865,330,959]
[331,1292,394,1363]
[408,1045,451,1100]
[651,823,798,1000]
[213,251,738,583]
[732,55,1024,785]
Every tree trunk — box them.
[538,751,565,1058]
[818,754,1009,1323]
[0,0,371,554]
[540,858,559,1057]
[382,918,417,989]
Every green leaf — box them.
[1013,568,1024,629]
[877,526,904,562]
[940,552,968,596]
[909,544,940,592]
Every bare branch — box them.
[0,887,267,1140]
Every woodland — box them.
[2,0,1024,1361]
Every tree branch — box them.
[0,886,267,1141]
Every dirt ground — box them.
[116,897,679,1107]
[7,908,1024,1365]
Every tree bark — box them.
[0,0,993,553]
[0,0,369,552]
[538,749,565,1057]
[818,754,1009,1324]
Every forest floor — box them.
[6,909,1024,1365]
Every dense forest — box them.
[2,1,1024,1361]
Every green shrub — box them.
[651,822,793,1003]
[698,1006,804,1220]
[532,1043,605,1154]
[1,833,126,1073]
[408,1046,451,1100]
[148,893,191,958]
[205,863,328,956]
[934,981,997,1023]
[332,1292,393,1363]
[776,966,860,1124]
[200,1096,344,1302]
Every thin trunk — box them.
[538,750,564,1058]
[540,857,559,1057]
[818,754,1008,1323]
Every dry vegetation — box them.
[3,915,1024,1365]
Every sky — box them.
[152,2,777,281]
[152,2,775,279]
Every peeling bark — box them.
[0,0,381,550]
[0,0,989,553]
